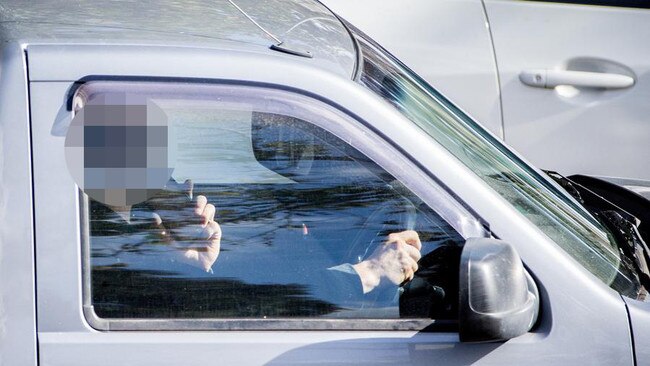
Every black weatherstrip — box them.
[23,47,40,365]
[623,298,638,366]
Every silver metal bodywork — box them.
[484,0,650,184]
[0,0,643,365]
[0,42,38,366]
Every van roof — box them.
[0,0,357,78]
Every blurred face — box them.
[65,93,173,207]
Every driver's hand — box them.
[182,194,222,272]
[151,180,222,272]
[352,230,421,294]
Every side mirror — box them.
[459,238,539,343]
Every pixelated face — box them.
[65,92,173,207]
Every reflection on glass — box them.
[89,106,465,320]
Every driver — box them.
[92,181,422,296]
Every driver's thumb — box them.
[183,179,194,200]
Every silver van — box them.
[1,1,649,365]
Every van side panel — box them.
[0,43,37,365]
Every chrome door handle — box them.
[520,69,635,89]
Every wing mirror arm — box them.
[459,238,540,343]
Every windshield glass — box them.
[352,31,640,297]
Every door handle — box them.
[520,69,635,89]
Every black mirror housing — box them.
[459,238,539,343]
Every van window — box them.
[76,81,481,329]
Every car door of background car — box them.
[28,44,503,366]
[484,0,650,190]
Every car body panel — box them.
[484,0,650,182]
[0,43,38,366]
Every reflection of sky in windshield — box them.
[1,0,357,78]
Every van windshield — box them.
[353,31,640,297]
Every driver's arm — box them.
[351,230,422,293]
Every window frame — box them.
[76,77,487,332]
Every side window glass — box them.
[77,82,472,325]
